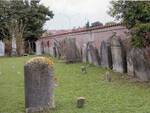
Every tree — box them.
[105,21,117,26]
[0,0,54,54]
[85,21,90,28]
[108,1,150,48]
[91,21,103,27]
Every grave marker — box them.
[24,57,55,113]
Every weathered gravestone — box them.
[35,41,42,55]
[24,57,55,113]
[87,42,100,66]
[100,40,112,68]
[11,35,17,56]
[110,34,126,73]
[128,48,150,81]
[0,40,5,56]
[82,43,88,63]
[62,38,80,63]
[53,42,61,59]
[127,49,135,77]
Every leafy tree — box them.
[105,21,117,26]
[0,0,54,41]
[108,1,150,48]
[85,21,90,28]
[0,0,54,54]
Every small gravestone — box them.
[81,66,87,74]
[100,40,112,68]
[105,71,112,82]
[77,97,86,108]
[87,43,100,66]
[0,40,5,56]
[82,43,88,63]
[24,57,55,113]
[110,33,126,73]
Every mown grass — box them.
[0,56,150,113]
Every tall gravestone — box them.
[0,40,5,56]
[127,49,135,77]
[82,43,88,63]
[11,35,17,56]
[87,43,100,66]
[35,41,42,55]
[110,34,126,73]
[128,48,150,81]
[100,40,112,68]
[24,57,55,113]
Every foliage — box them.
[131,23,150,48]
[105,21,117,26]
[91,21,103,27]
[108,1,150,48]
[85,21,90,28]
[0,0,54,41]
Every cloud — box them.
[41,0,116,30]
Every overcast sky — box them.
[41,0,116,30]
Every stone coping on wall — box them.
[39,23,125,40]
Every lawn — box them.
[0,56,150,113]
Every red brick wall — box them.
[37,24,128,54]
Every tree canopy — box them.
[108,1,150,48]
[0,0,54,41]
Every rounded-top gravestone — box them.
[110,34,126,73]
[24,57,55,113]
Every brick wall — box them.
[36,24,128,55]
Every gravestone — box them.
[35,41,42,55]
[11,35,17,56]
[82,43,88,63]
[63,38,80,63]
[100,40,112,68]
[24,57,55,113]
[110,34,126,73]
[0,40,5,56]
[87,43,100,66]
[77,97,86,108]
[127,49,134,77]
[129,48,150,81]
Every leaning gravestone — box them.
[110,34,126,73]
[24,57,55,113]
[0,40,5,56]
[82,43,88,63]
[100,40,112,68]
[87,43,100,66]
[129,48,150,81]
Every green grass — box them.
[0,56,150,113]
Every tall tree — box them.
[0,0,54,54]
[108,1,150,48]
[0,0,54,41]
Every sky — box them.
[41,0,116,30]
